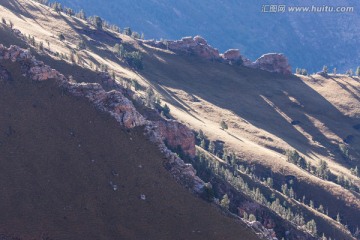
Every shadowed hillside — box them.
[0,60,259,240]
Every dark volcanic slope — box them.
[0,62,258,240]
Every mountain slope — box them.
[0,56,259,240]
[0,0,359,239]
[56,0,360,73]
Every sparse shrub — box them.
[77,40,86,50]
[333,68,337,76]
[220,120,228,130]
[1,18,6,25]
[58,33,65,41]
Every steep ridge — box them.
[55,0,360,73]
[0,46,260,239]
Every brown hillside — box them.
[0,61,259,240]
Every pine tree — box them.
[322,65,328,74]
[123,27,132,36]
[336,212,341,223]
[220,120,228,130]
[76,9,86,20]
[200,139,206,150]
[266,177,273,188]
[209,141,215,154]
[356,66,360,77]
[281,183,288,196]
[162,104,170,116]
[323,65,328,74]
[197,129,205,141]
[333,68,337,76]
[220,194,230,210]
[306,219,317,236]
[93,16,103,29]
[243,211,248,220]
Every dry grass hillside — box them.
[0,0,359,239]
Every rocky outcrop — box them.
[143,36,220,60]
[145,123,204,192]
[245,53,292,75]
[143,37,292,75]
[153,120,196,158]
[65,83,146,128]
[221,49,242,64]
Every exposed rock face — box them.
[245,53,292,75]
[0,44,146,129]
[248,221,277,239]
[65,83,146,128]
[145,123,204,192]
[144,36,220,60]
[153,120,196,158]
